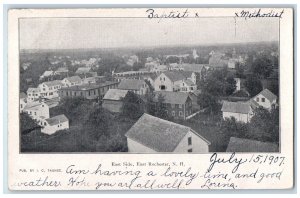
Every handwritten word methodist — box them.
[235,9,284,20]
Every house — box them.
[20,92,27,112]
[180,63,207,76]
[226,137,278,152]
[228,59,237,69]
[27,88,41,102]
[118,79,149,95]
[39,70,55,80]
[154,91,193,120]
[59,81,118,100]
[154,71,197,92]
[151,64,168,73]
[125,113,210,153]
[75,67,92,75]
[61,76,82,87]
[38,80,62,99]
[23,101,50,123]
[82,76,106,84]
[221,100,259,123]
[102,89,130,113]
[252,89,278,111]
[41,114,69,135]
[55,67,69,75]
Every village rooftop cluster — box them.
[20,44,279,153]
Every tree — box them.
[145,90,156,115]
[155,93,169,120]
[244,75,263,97]
[251,54,273,78]
[83,107,112,141]
[121,91,144,120]
[197,92,219,115]
[225,76,237,95]
[248,107,279,143]
[20,112,41,135]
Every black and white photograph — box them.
[19,14,280,153]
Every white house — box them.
[117,79,149,95]
[221,100,259,123]
[252,89,278,111]
[38,80,62,99]
[23,101,50,123]
[41,114,69,135]
[61,76,82,87]
[39,70,55,80]
[125,114,210,153]
[154,71,197,92]
[20,92,27,112]
[27,87,41,102]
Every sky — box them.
[19,17,279,50]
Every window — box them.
[179,104,182,109]
[81,92,83,96]
[179,111,183,116]
[163,77,165,81]
[74,92,77,96]
[94,90,96,95]
[188,148,192,152]
[66,92,69,96]
[88,91,91,96]
[262,98,265,102]
[172,111,175,116]
[34,112,36,115]
[188,137,192,145]
[171,104,175,108]
[256,98,259,102]
[20,104,23,108]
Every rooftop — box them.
[154,91,190,104]
[221,101,255,114]
[125,114,201,152]
[103,89,129,101]
[163,71,194,82]
[226,137,278,152]
[45,114,69,126]
[60,81,118,91]
[256,89,278,102]
[64,76,82,83]
[118,79,145,91]
[41,80,63,87]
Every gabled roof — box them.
[180,64,208,73]
[23,101,45,111]
[20,92,27,99]
[45,114,68,126]
[42,80,62,87]
[256,89,278,102]
[118,79,145,91]
[221,101,253,114]
[103,89,129,101]
[125,114,209,152]
[56,67,69,72]
[63,76,82,83]
[43,98,60,108]
[154,91,190,104]
[226,137,278,152]
[162,71,193,82]
[41,70,54,77]
[75,67,91,74]
[183,79,195,86]
[27,87,40,93]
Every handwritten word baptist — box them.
[146,9,189,23]
[235,9,284,20]
[207,153,247,173]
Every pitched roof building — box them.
[125,113,210,153]
[118,79,149,95]
[221,100,259,123]
[102,89,130,113]
[226,137,278,152]
[252,89,278,110]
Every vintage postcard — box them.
[8,8,294,190]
